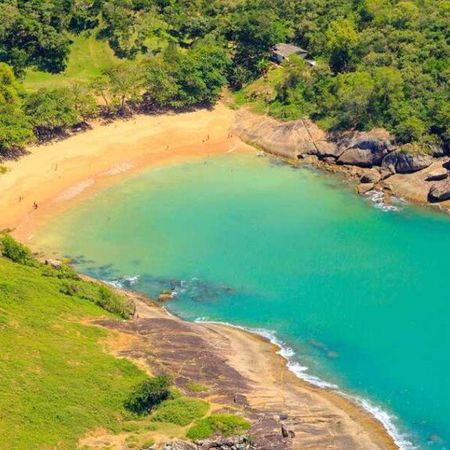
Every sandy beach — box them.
[0,103,246,242]
[0,104,397,449]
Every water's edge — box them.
[192,318,414,450]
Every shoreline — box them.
[103,293,400,450]
[194,318,410,450]
[0,104,399,449]
[0,104,249,243]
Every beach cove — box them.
[1,105,449,449]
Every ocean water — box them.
[34,152,450,449]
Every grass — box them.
[151,397,209,426]
[0,255,147,449]
[24,32,119,91]
[186,381,209,393]
[186,414,250,440]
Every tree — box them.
[370,67,404,126]
[0,63,33,156]
[24,87,90,139]
[125,375,172,415]
[93,61,145,114]
[326,19,359,73]
[0,0,72,75]
[334,71,374,128]
[143,40,230,109]
[230,6,289,87]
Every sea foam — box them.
[194,318,415,450]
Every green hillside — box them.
[0,251,146,449]
[24,33,119,91]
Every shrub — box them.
[186,414,250,440]
[95,284,131,318]
[151,397,209,426]
[0,234,36,266]
[125,375,172,415]
[59,282,79,296]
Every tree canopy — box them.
[0,0,448,156]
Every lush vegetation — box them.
[151,397,210,426]
[0,0,447,157]
[125,375,172,414]
[186,414,251,440]
[0,236,251,447]
[0,237,147,449]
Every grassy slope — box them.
[0,256,146,449]
[24,33,119,91]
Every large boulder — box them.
[336,129,394,167]
[232,111,336,159]
[428,180,450,202]
[382,150,433,174]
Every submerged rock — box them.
[158,290,174,302]
[382,150,433,174]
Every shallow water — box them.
[34,152,450,449]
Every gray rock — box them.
[336,129,394,167]
[428,181,450,202]
[315,141,343,158]
[45,258,62,269]
[426,168,448,181]
[382,151,433,174]
[163,440,196,450]
[299,154,319,165]
[357,183,375,194]
[337,147,385,167]
[380,167,394,180]
[233,393,249,408]
[360,169,381,184]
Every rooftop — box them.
[272,43,309,57]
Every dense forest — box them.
[0,0,448,157]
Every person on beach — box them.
[33,202,38,210]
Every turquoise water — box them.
[35,152,450,449]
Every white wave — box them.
[57,179,94,201]
[103,162,134,176]
[194,317,415,450]
[104,275,140,289]
[365,190,406,213]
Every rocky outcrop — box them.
[428,180,450,202]
[426,168,448,181]
[161,436,257,450]
[336,129,394,167]
[382,150,433,174]
[360,169,382,184]
[232,111,337,159]
[357,183,375,194]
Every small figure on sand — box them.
[33,201,38,210]
[19,196,23,202]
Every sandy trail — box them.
[0,104,246,242]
